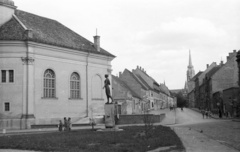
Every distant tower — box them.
[187,50,195,81]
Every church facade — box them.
[0,0,115,129]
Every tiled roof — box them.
[135,74,152,90]
[206,66,221,78]
[112,75,141,99]
[190,71,203,81]
[124,69,148,90]
[159,84,170,95]
[0,10,115,58]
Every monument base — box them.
[104,103,115,128]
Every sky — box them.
[13,0,240,89]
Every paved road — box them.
[168,108,240,152]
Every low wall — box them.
[0,118,35,130]
[117,114,165,125]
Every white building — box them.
[0,0,115,129]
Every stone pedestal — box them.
[104,104,115,128]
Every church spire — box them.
[186,50,195,81]
[188,50,193,68]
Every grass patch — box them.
[0,125,184,152]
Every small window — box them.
[9,70,14,83]
[1,70,6,83]
[4,102,10,111]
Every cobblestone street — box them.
[169,108,240,151]
[181,120,240,151]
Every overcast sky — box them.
[13,0,240,89]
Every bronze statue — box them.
[103,74,113,104]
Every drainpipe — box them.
[86,50,90,117]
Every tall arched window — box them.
[70,72,80,99]
[43,69,55,98]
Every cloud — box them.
[135,17,227,50]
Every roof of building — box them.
[0,10,115,58]
[159,83,170,95]
[134,74,152,90]
[123,69,149,90]
[190,71,203,81]
[112,75,141,99]
[205,66,221,78]
[133,68,160,92]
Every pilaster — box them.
[21,56,35,124]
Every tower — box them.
[187,50,195,81]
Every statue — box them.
[103,74,113,104]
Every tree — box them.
[175,92,187,107]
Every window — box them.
[1,70,14,83]
[9,70,14,83]
[1,70,6,83]
[4,102,10,111]
[43,69,55,98]
[70,72,80,99]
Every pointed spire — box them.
[189,50,193,67]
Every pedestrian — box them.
[68,117,72,131]
[181,107,183,111]
[205,110,208,119]
[219,109,222,118]
[201,109,205,119]
[208,110,211,118]
[63,117,67,131]
[58,120,63,131]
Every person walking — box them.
[219,109,222,118]
[201,109,205,119]
[205,110,209,119]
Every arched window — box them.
[92,74,102,99]
[43,69,55,98]
[70,72,80,99]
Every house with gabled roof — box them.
[0,0,115,129]
[119,69,150,111]
[112,75,142,114]
[206,50,238,113]
[187,71,203,108]
[132,66,162,110]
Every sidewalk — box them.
[173,127,239,152]
[0,124,106,136]
[191,108,239,120]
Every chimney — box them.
[227,56,230,61]
[0,0,16,26]
[93,29,100,52]
[206,64,209,69]
[233,50,236,53]
[137,66,139,69]
[119,72,122,78]
[24,29,33,40]
[220,60,224,66]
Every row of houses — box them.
[112,66,176,115]
[187,50,240,117]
